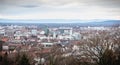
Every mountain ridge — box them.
[0,19,120,27]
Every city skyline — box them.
[0,0,120,22]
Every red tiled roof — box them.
[1,38,9,42]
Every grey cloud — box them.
[84,0,120,8]
[0,0,120,15]
[0,0,40,7]
[0,0,120,8]
[19,5,39,8]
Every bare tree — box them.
[76,28,120,65]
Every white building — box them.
[41,42,54,48]
[72,32,81,40]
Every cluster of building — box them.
[0,25,119,65]
[0,25,80,61]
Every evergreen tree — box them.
[98,49,114,65]
[0,41,4,52]
[2,52,10,65]
[18,54,30,65]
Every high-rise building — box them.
[59,27,73,35]
[44,27,49,37]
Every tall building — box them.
[44,27,49,37]
[72,32,81,40]
[59,27,73,35]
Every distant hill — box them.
[0,19,120,27]
[82,20,120,26]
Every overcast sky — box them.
[0,0,120,20]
